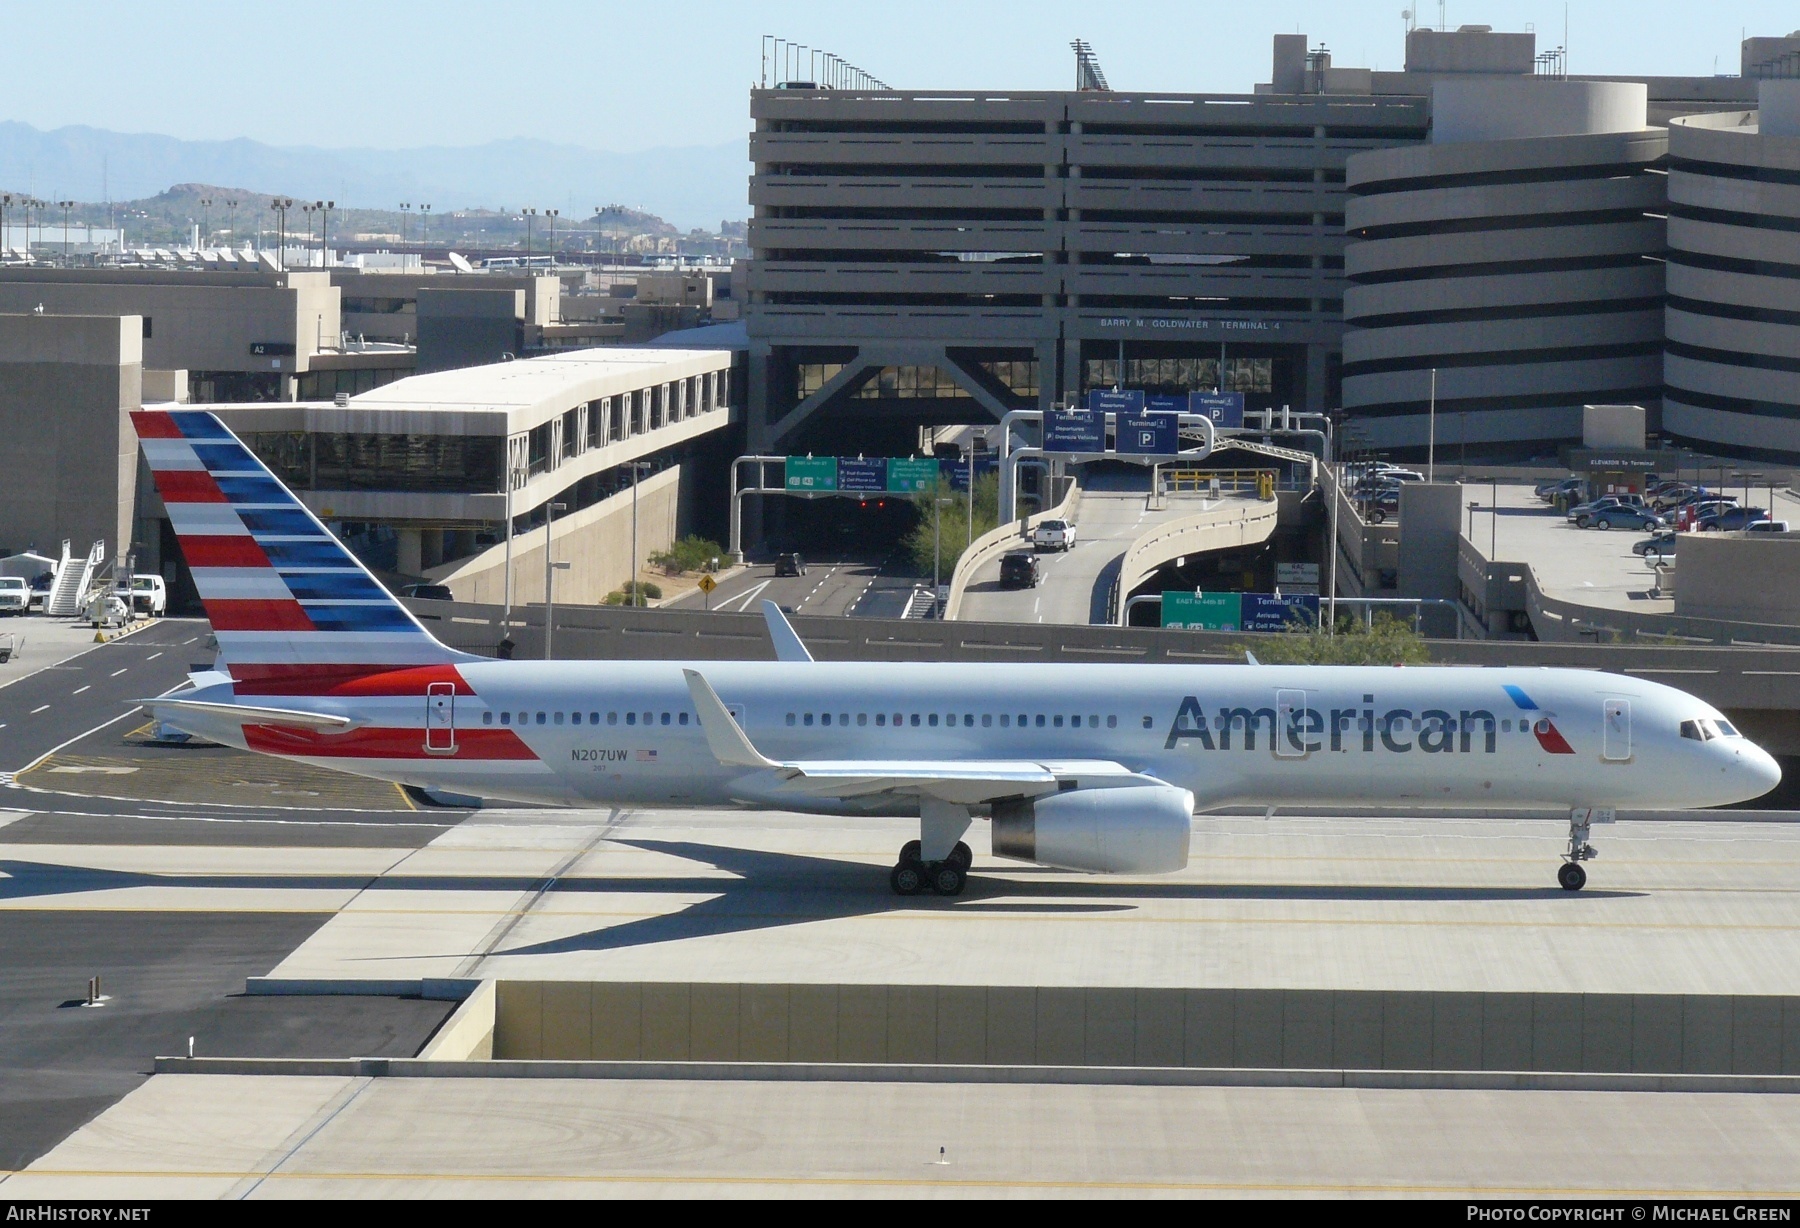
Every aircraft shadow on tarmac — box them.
[0,845,1644,960]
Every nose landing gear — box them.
[1557,806,1613,891]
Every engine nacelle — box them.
[990,783,1193,873]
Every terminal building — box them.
[747,26,1800,461]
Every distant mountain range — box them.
[0,121,749,231]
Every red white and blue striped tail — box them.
[133,408,476,695]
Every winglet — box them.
[761,600,814,663]
[682,669,778,768]
[1245,650,1261,666]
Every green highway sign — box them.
[784,456,838,492]
[1162,590,1241,631]
[886,458,939,493]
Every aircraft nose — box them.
[1735,743,1783,802]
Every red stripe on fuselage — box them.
[205,599,314,632]
[243,724,537,760]
[154,469,228,503]
[230,663,473,696]
[130,411,182,439]
[182,536,272,568]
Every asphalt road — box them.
[667,553,925,621]
[959,471,1163,626]
[0,619,207,779]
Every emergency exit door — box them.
[1602,698,1631,761]
[425,682,457,754]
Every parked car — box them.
[1587,506,1665,531]
[1536,477,1584,501]
[1650,484,1708,511]
[1031,519,1077,552]
[773,552,808,577]
[1744,519,1791,533]
[128,574,168,616]
[998,550,1040,589]
[1695,506,1771,532]
[1363,488,1401,523]
[1568,496,1642,525]
[1632,531,1677,558]
[0,576,28,615]
[399,582,454,602]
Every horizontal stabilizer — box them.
[145,698,361,732]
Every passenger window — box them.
[786,713,796,726]
[1088,716,1098,728]
[875,713,886,726]
[554,712,564,726]
[982,714,992,727]
[571,712,581,725]
[642,713,652,726]
[536,712,546,725]
[591,713,600,724]
[679,712,689,725]
[483,711,494,725]
[857,713,867,726]
[1017,714,1027,726]
[910,714,920,727]
[608,712,618,725]
[1000,715,1010,727]
[660,712,670,726]
[840,714,849,726]
[928,714,939,727]
[499,711,510,725]
[1053,715,1063,728]
[962,714,973,728]
[1107,715,1117,729]
[822,713,832,727]
[804,713,814,726]
[1035,715,1046,728]
[1502,719,1511,732]
[1142,716,1153,729]
[627,712,637,725]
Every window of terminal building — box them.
[526,422,552,476]
[296,365,409,402]
[301,433,503,494]
[1082,356,1273,396]
[561,408,580,460]
[586,400,605,449]
[854,366,970,400]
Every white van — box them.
[128,574,168,616]
[0,576,28,615]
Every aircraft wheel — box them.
[930,864,966,896]
[1557,862,1587,892]
[899,840,921,864]
[891,863,925,896]
[946,842,972,871]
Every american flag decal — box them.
[635,749,658,762]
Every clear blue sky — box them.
[7,1,1796,153]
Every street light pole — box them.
[270,198,293,270]
[544,501,568,660]
[1427,367,1437,483]
[523,207,536,262]
[933,496,953,616]
[58,200,73,264]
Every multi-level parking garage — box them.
[1341,80,1668,453]
[745,86,1429,454]
[1663,81,1800,458]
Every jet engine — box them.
[990,783,1193,873]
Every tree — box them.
[900,473,1000,577]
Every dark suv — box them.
[998,551,1040,589]
[774,553,807,577]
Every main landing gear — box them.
[890,840,973,897]
[891,798,974,897]
[1557,806,1613,891]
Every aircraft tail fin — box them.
[132,408,476,696]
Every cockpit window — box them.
[1712,719,1740,738]
[1680,720,1710,742]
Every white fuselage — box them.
[173,661,1781,814]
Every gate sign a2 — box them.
[1190,391,1245,429]
[784,456,838,492]
[836,458,888,493]
[1116,411,1180,456]
[885,457,940,493]
[1044,409,1106,454]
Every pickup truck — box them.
[1031,519,1077,552]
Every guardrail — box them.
[1160,468,1278,496]
[943,481,1083,621]
[1112,498,1281,625]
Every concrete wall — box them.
[1675,534,1800,626]
[1584,404,1647,450]
[0,314,140,559]
[0,269,335,375]
[428,464,682,605]
[492,981,1800,1075]
[1431,79,1648,144]
[415,288,524,374]
[1397,482,1463,600]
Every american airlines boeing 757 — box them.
[134,410,1781,896]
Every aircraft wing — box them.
[682,668,1144,804]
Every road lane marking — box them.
[110,668,128,677]
[146,652,163,660]
[72,686,90,695]
[8,680,186,778]
[717,578,772,613]
[29,705,48,714]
